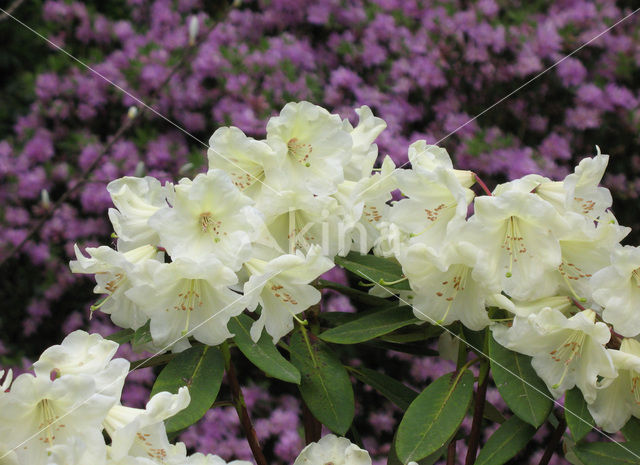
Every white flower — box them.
[342,105,386,182]
[293,434,371,465]
[389,141,474,250]
[334,156,396,255]
[266,101,352,195]
[104,388,190,462]
[504,296,573,318]
[399,241,496,330]
[243,245,334,342]
[258,188,344,256]
[33,330,129,399]
[1,368,13,391]
[0,373,117,465]
[492,308,615,401]
[591,245,640,337]
[207,126,276,198]
[126,256,244,351]
[470,190,568,300]
[555,213,628,303]
[107,177,171,251]
[587,338,640,433]
[149,169,262,270]
[373,221,409,259]
[184,453,253,465]
[70,244,158,330]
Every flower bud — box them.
[134,161,145,177]
[179,162,194,175]
[40,188,51,208]
[127,106,138,119]
[188,16,199,46]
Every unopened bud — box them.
[188,16,199,46]
[40,189,51,208]
[127,106,138,119]
[134,161,146,177]
[179,162,194,175]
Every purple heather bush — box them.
[1,0,639,463]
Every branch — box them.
[447,439,457,465]
[0,0,26,22]
[222,343,268,465]
[302,399,322,445]
[465,361,490,465]
[538,415,567,465]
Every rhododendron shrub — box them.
[3,102,640,465]
[1,1,640,464]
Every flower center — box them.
[434,265,468,324]
[175,280,203,336]
[229,170,264,191]
[502,216,527,278]
[37,399,63,445]
[549,330,586,388]
[270,283,298,305]
[287,138,312,167]
[630,373,640,405]
[199,212,224,243]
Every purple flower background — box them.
[1,0,639,463]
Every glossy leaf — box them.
[151,344,224,433]
[106,328,134,345]
[229,314,300,384]
[334,252,411,290]
[489,335,552,427]
[565,387,595,442]
[573,442,640,464]
[131,320,152,351]
[290,331,354,434]
[387,429,445,465]
[316,279,391,306]
[474,416,536,465]
[482,400,507,425]
[396,371,474,463]
[349,366,418,411]
[320,306,419,344]
[622,417,640,443]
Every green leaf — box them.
[387,429,445,465]
[289,331,354,434]
[131,320,152,351]
[363,340,439,356]
[349,366,418,411]
[489,335,552,427]
[622,417,640,443]
[229,314,300,384]
[334,252,411,290]
[320,306,419,344]
[565,387,595,442]
[482,400,507,425]
[573,442,640,464]
[316,279,392,306]
[380,324,443,344]
[151,344,224,433]
[396,371,474,463]
[474,416,536,465]
[106,328,134,345]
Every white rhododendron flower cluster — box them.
[70,102,394,349]
[0,331,249,465]
[54,100,640,443]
